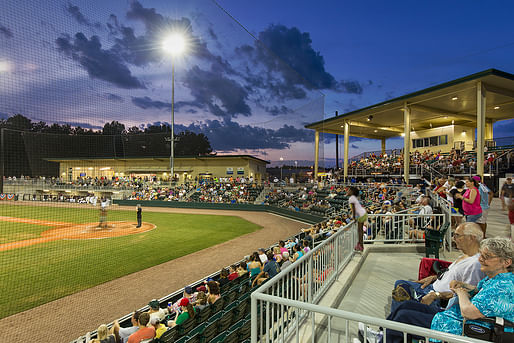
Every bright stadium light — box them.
[162,33,188,186]
[162,33,186,56]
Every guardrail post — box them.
[251,293,258,343]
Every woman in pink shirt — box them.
[455,178,482,223]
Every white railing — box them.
[365,213,445,243]
[251,218,485,343]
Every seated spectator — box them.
[96,324,115,343]
[147,299,166,323]
[272,246,283,264]
[127,312,155,343]
[112,311,140,343]
[303,240,311,254]
[237,261,248,276]
[167,286,197,316]
[252,251,281,287]
[392,222,484,312]
[248,252,262,278]
[292,244,304,262]
[281,251,292,270]
[193,291,208,311]
[169,298,196,327]
[206,280,221,305]
[228,265,239,281]
[279,240,288,255]
[217,268,230,287]
[258,248,269,264]
[363,237,513,343]
[149,317,166,339]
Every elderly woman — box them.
[430,237,514,338]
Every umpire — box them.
[136,204,142,228]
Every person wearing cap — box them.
[167,286,197,316]
[147,299,166,324]
[149,316,166,339]
[473,175,493,238]
[135,204,142,228]
[169,298,196,327]
[127,312,155,343]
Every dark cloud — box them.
[0,24,13,38]
[103,93,124,102]
[263,105,294,116]
[165,118,314,151]
[182,66,251,118]
[65,3,102,29]
[132,96,171,110]
[55,32,145,89]
[238,24,364,95]
[351,144,359,149]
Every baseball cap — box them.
[472,175,481,182]
[196,285,207,292]
[184,286,193,295]
[383,200,391,206]
[179,298,189,307]
[148,299,160,310]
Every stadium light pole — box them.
[279,157,284,181]
[162,33,186,186]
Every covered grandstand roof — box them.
[46,155,270,164]
[305,68,514,139]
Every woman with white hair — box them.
[430,237,514,338]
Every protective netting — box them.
[0,0,325,341]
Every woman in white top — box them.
[347,186,367,252]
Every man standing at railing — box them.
[501,177,513,211]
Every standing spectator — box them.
[455,177,482,223]
[348,186,368,252]
[474,175,493,238]
[136,204,142,228]
[501,177,514,211]
[127,313,155,343]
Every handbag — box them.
[463,317,514,343]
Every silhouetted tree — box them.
[175,131,213,156]
[102,121,126,135]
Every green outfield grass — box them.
[0,204,261,318]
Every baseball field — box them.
[0,203,262,319]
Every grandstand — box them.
[1,1,513,343]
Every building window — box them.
[412,134,449,148]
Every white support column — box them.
[343,121,350,181]
[403,103,411,184]
[485,119,493,141]
[314,130,319,182]
[477,82,486,178]
[381,138,386,155]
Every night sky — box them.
[1,0,513,166]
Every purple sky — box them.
[1,0,513,166]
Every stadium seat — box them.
[238,281,249,294]
[225,319,245,343]
[425,222,450,258]
[195,306,211,325]
[188,322,205,338]
[209,332,227,343]
[200,311,223,342]
[210,298,225,315]
[175,332,200,343]
[217,308,235,332]
[159,325,179,343]
[232,299,248,322]
[238,318,251,341]
[178,316,196,337]
[224,290,238,304]
[220,282,232,294]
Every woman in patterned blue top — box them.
[431,237,514,338]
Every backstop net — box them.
[0,0,325,341]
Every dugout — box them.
[47,155,268,184]
[305,69,514,182]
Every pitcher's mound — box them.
[42,221,156,240]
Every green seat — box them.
[425,222,450,258]
[178,316,196,337]
[195,306,211,325]
[217,309,234,332]
[200,318,219,343]
[159,326,179,343]
[210,297,225,315]
[209,332,227,343]
[188,322,205,338]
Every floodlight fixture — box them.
[367,115,373,122]
[162,33,186,56]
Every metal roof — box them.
[305,69,514,139]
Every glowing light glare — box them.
[494,106,500,110]
[400,133,405,137]
[162,34,186,56]
[451,96,458,101]
[0,60,12,73]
